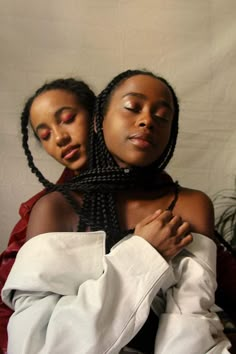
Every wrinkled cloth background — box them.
[0,0,236,251]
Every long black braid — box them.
[21,77,96,215]
[76,69,180,250]
[21,71,179,251]
[91,69,179,170]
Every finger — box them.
[138,209,163,226]
[176,233,193,247]
[154,209,163,216]
[158,210,173,224]
[173,222,190,244]
[175,221,191,237]
[168,215,183,234]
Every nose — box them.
[136,111,154,130]
[54,128,71,147]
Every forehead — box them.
[111,74,174,106]
[30,89,79,116]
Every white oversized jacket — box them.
[2,231,231,354]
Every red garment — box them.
[0,168,74,353]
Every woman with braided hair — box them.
[0,77,96,353]
[2,70,231,353]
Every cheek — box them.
[103,125,120,149]
[158,126,171,143]
[71,121,89,142]
[72,130,89,146]
[41,141,57,158]
[102,113,128,151]
[102,111,117,135]
[103,117,123,139]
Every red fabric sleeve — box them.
[0,168,73,352]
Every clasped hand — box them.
[135,210,192,262]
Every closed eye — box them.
[61,113,76,124]
[38,130,51,141]
[153,114,169,123]
[124,106,141,113]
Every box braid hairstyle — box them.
[20,77,96,211]
[76,69,180,250]
[20,71,179,251]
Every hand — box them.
[134,209,193,261]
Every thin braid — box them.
[155,76,179,170]
[95,70,179,172]
[21,71,179,251]
[21,77,96,218]
[21,99,55,190]
[76,69,179,249]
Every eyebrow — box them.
[122,92,173,111]
[34,106,73,134]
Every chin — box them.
[125,152,159,168]
[68,160,87,173]
[130,159,156,168]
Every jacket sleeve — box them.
[154,234,232,354]
[2,231,171,354]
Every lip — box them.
[128,133,155,148]
[61,145,80,160]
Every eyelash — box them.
[125,106,168,123]
[62,113,75,123]
[38,114,76,141]
[125,106,140,113]
[39,131,51,141]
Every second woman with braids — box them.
[0,77,96,354]
[3,70,231,353]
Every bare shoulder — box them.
[31,191,72,214]
[26,191,79,241]
[175,186,215,238]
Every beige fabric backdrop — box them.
[0,0,236,251]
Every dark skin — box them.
[27,184,213,261]
[30,90,90,174]
[117,187,214,238]
[102,74,214,251]
[117,186,214,258]
[27,75,214,262]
